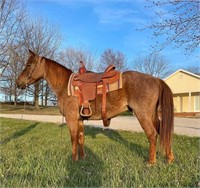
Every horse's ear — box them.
[28,49,35,56]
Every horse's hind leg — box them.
[135,113,158,164]
[148,133,158,165]
[166,146,174,164]
[78,120,85,159]
[146,129,158,165]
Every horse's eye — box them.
[27,64,31,67]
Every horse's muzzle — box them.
[16,80,26,89]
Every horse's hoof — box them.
[167,158,174,164]
[166,154,174,164]
[146,161,156,167]
[72,155,79,161]
[80,154,86,160]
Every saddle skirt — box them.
[67,64,122,126]
[68,73,122,97]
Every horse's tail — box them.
[158,80,174,154]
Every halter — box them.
[27,56,44,80]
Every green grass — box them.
[0,104,132,116]
[0,104,60,115]
[0,118,199,187]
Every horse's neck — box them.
[43,58,72,96]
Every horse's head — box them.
[17,50,45,89]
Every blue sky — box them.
[25,0,199,70]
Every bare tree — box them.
[145,0,200,54]
[133,53,171,78]
[19,16,62,109]
[59,46,96,72]
[0,0,25,74]
[0,2,62,107]
[98,48,129,72]
[9,47,26,105]
[185,65,200,75]
[21,16,61,58]
[0,0,26,104]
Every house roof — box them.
[164,69,200,81]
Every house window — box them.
[194,96,200,112]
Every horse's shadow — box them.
[63,125,149,187]
[65,146,104,187]
[85,126,149,160]
[0,122,39,144]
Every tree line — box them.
[0,0,199,109]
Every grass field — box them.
[0,118,199,187]
[1,103,199,118]
[0,104,132,116]
[0,104,61,115]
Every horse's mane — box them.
[44,57,72,73]
[44,57,73,88]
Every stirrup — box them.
[80,104,92,117]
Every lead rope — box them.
[60,115,65,139]
[60,116,66,147]
[60,101,65,146]
[21,83,28,120]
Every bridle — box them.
[27,56,44,81]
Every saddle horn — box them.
[79,61,86,74]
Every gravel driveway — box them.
[0,114,199,137]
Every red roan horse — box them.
[16,50,174,164]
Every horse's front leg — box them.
[64,97,81,161]
[67,118,79,161]
[78,120,85,159]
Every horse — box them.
[16,50,174,165]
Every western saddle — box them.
[71,61,121,126]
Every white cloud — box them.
[94,6,139,25]
[28,0,150,27]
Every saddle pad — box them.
[68,73,123,97]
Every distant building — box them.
[164,69,200,113]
